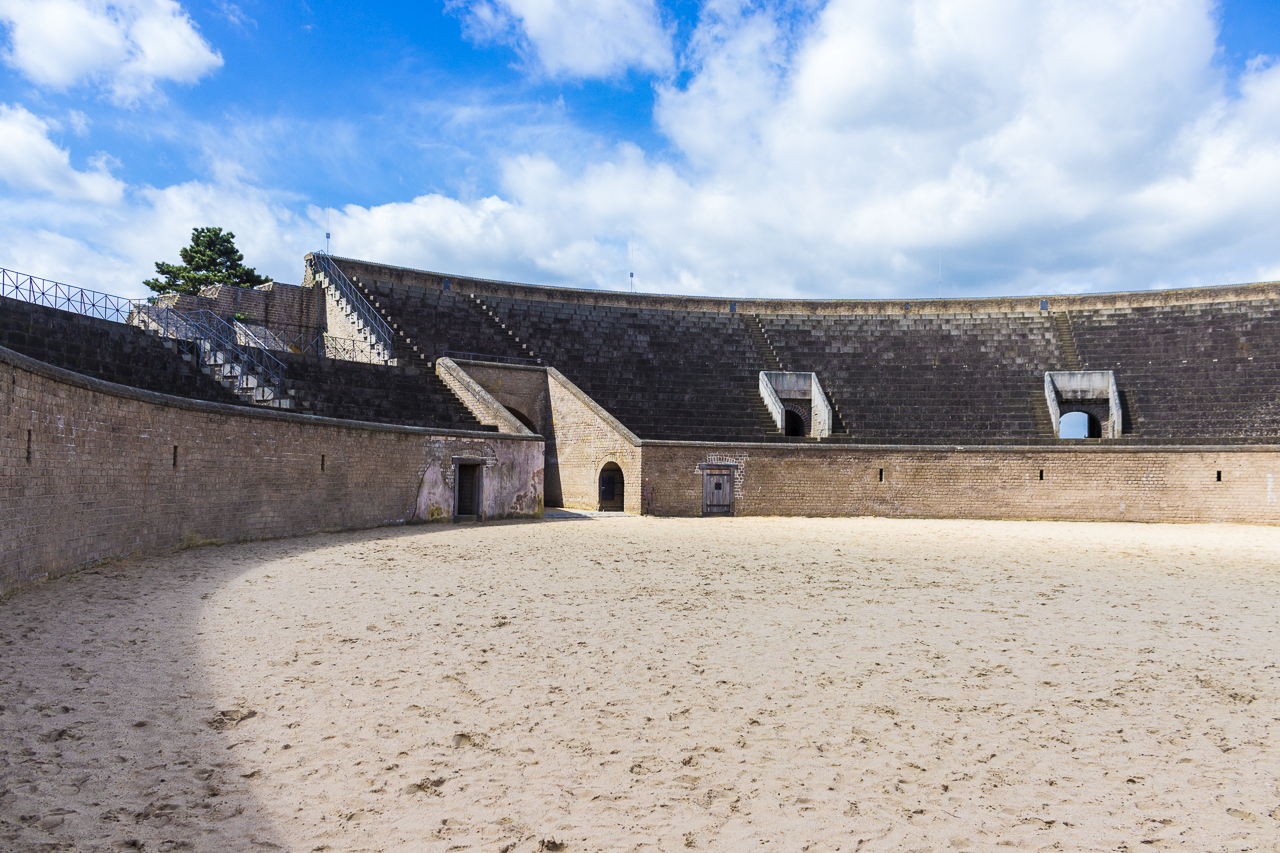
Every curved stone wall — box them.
[0,345,543,596]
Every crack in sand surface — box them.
[2,517,1280,851]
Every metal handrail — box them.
[1,267,137,322]
[308,253,394,357]
[134,305,285,391]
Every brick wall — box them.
[1,344,543,595]
[159,281,322,337]
[546,367,642,512]
[641,441,1280,523]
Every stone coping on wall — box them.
[317,253,1280,316]
[0,344,544,442]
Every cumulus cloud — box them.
[11,0,1280,301]
[453,0,673,78]
[411,0,1280,296]
[0,104,124,202]
[0,0,222,104]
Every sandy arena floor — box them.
[2,516,1280,852]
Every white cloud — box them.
[453,0,673,78]
[0,0,222,105]
[11,0,1280,301]
[415,0,1280,297]
[0,104,124,202]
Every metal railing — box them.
[443,349,542,366]
[308,253,394,358]
[1,267,137,323]
[133,305,285,394]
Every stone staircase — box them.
[747,314,784,371]
[468,293,540,361]
[168,337,292,408]
[133,306,292,409]
[310,254,396,364]
[1051,311,1082,369]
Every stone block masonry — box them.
[641,442,1280,523]
[545,367,642,512]
[0,345,543,596]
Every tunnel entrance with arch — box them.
[599,462,624,512]
[1058,410,1103,439]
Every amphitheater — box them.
[3,255,1280,850]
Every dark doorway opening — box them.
[784,409,806,436]
[1059,410,1102,439]
[456,464,482,518]
[599,462,624,511]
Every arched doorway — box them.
[599,462,624,511]
[784,409,806,436]
[1059,410,1102,439]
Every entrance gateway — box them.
[698,463,738,516]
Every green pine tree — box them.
[144,227,270,296]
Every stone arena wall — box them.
[0,345,543,596]
[641,442,1280,523]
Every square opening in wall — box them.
[456,464,481,518]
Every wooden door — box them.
[703,470,734,515]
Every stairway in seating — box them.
[467,293,541,362]
[747,314,784,371]
[1030,390,1055,436]
[311,255,396,364]
[1051,311,1082,370]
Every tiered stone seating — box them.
[1069,300,1280,438]
[278,353,489,430]
[759,311,1063,442]
[0,295,240,404]
[482,296,775,441]
[352,277,526,363]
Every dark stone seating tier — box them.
[480,294,776,442]
[0,296,241,404]
[758,311,1063,441]
[277,353,487,431]
[355,277,526,363]
[1068,300,1280,439]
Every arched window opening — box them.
[784,409,806,437]
[1059,411,1102,439]
[507,407,536,433]
[599,462,624,512]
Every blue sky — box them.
[1,0,1279,300]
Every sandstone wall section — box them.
[642,442,1280,523]
[1,345,543,595]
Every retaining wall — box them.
[1,345,543,595]
[642,442,1280,523]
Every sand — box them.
[2,515,1280,852]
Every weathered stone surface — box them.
[0,344,543,595]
